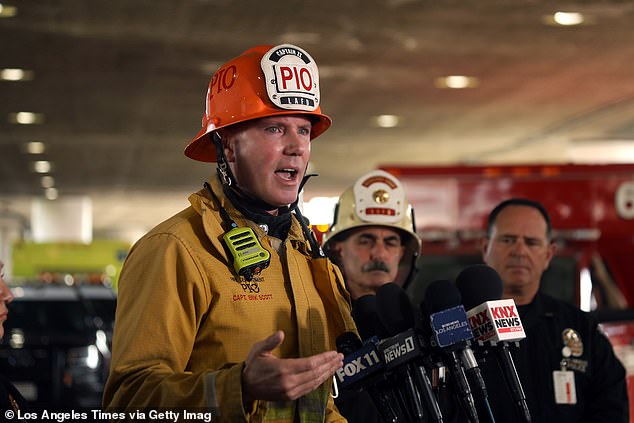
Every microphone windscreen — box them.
[336,331,363,355]
[375,283,418,335]
[352,295,389,340]
[455,264,503,310]
[422,279,461,314]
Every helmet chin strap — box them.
[291,173,327,259]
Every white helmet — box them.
[323,170,422,286]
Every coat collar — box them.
[188,177,309,254]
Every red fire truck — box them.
[377,163,634,417]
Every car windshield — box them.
[82,298,116,329]
[6,299,90,333]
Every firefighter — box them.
[103,44,356,422]
[323,170,422,423]
[481,198,628,422]
[323,169,422,300]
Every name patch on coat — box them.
[232,293,274,302]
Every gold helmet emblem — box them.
[373,189,390,204]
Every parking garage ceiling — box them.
[1,0,633,237]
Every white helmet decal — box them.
[353,170,407,224]
[260,44,320,112]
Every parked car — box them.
[0,284,116,409]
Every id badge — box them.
[553,370,577,404]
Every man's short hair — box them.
[486,198,552,239]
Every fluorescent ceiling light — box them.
[553,12,584,26]
[32,160,52,173]
[1,68,33,81]
[9,112,45,125]
[41,176,55,188]
[0,4,17,18]
[375,114,400,128]
[45,188,59,200]
[26,141,46,154]
[543,11,587,26]
[435,75,479,89]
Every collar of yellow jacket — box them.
[188,177,311,247]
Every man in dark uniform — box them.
[480,198,629,422]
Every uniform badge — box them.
[562,328,583,357]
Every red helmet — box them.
[185,44,332,162]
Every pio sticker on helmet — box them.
[261,44,320,112]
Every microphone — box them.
[335,332,384,389]
[455,265,531,423]
[336,331,363,355]
[342,297,409,422]
[421,279,489,423]
[352,294,391,340]
[335,331,405,423]
[375,283,444,423]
